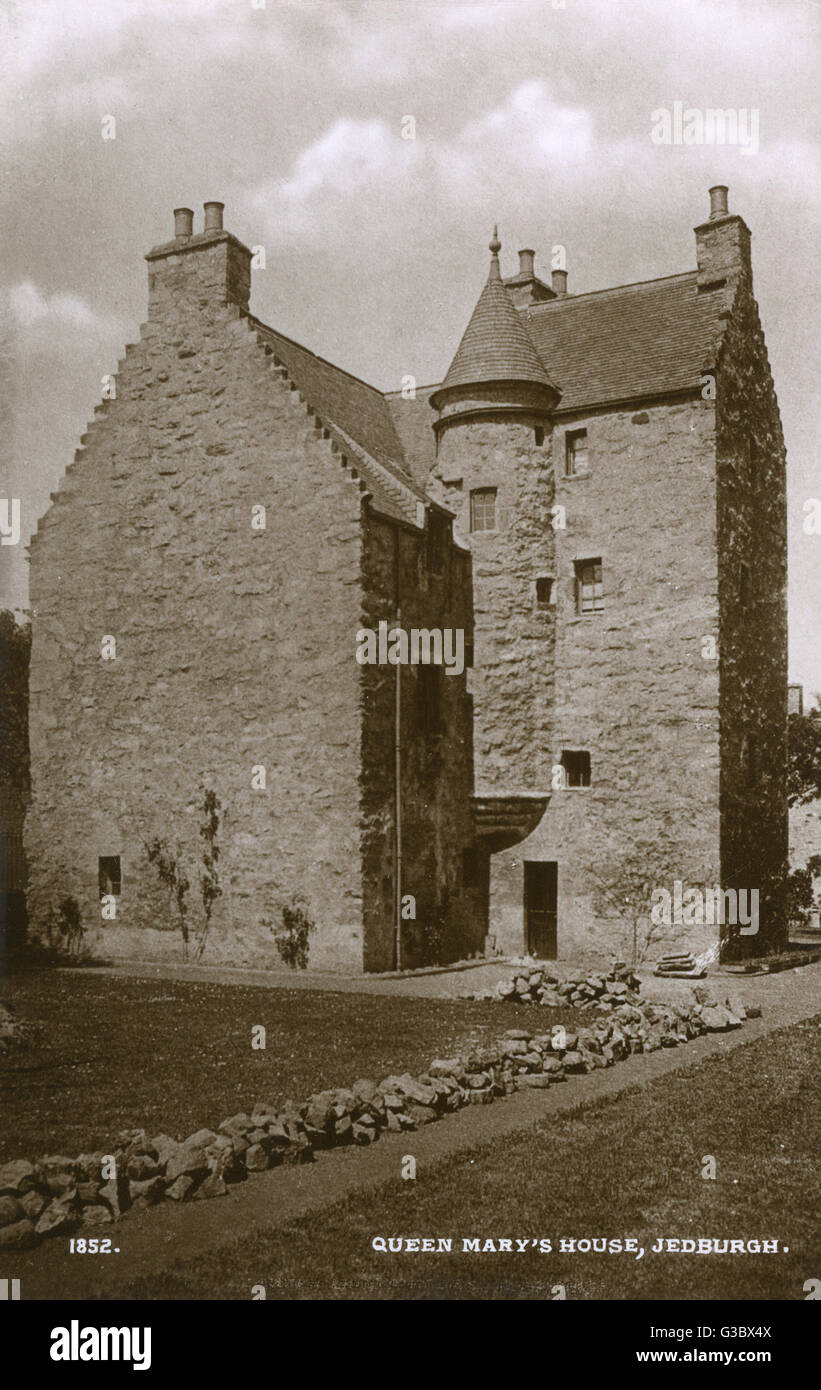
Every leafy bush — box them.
[784,856,821,930]
[145,788,222,963]
[145,839,190,960]
[272,899,315,970]
[51,896,85,958]
[196,789,222,963]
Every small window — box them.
[470,487,497,533]
[417,666,441,734]
[462,847,477,888]
[565,429,588,477]
[561,750,591,788]
[536,577,555,609]
[99,855,121,898]
[740,562,750,607]
[426,512,447,575]
[534,426,545,447]
[575,559,603,614]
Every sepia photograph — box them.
[0,0,818,1359]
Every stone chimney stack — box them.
[174,207,194,241]
[146,202,252,320]
[203,200,224,234]
[503,246,556,308]
[694,185,751,294]
[551,268,568,296]
[709,185,729,219]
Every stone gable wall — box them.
[26,288,368,971]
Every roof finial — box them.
[488,224,501,280]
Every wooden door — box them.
[524,861,557,959]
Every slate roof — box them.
[251,318,427,525]
[388,269,731,478]
[432,272,557,402]
[251,266,730,505]
[522,270,728,412]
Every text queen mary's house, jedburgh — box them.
[25,186,788,973]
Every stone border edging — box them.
[0,971,756,1253]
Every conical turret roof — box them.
[434,228,558,401]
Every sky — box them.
[0,0,818,691]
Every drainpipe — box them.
[393,525,402,971]
[395,609,402,972]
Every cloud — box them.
[280,118,408,203]
[248,81,594,242]
[460,81,593,167]
[8,281,106,331]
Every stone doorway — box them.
[524,861,557,959]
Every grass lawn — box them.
[0,969,582,1162]
[120,1017,821,1301]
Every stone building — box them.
[25,186,788,969]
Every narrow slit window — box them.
[743,733,757,787]
[416,666,441,734]
[565,429,588,477]
[462,847,477,888]
[426,512,447,575]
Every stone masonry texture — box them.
[25,192,789,970]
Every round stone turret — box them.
[429,228,560,433]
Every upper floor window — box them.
[560,750,591,788]
[565,429,588,477]
[470,487,497,533]
[575,559,603,615]
[535,577,555,609]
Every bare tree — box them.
[588,839,708,966]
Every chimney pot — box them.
[174,207,194,240]
[518,248,535,278]
[552,268,568,296]
[204,201,225,234]
[709,185,729,219]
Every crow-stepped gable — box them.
[25,189,788,970]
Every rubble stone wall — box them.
[26,285,368,971]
